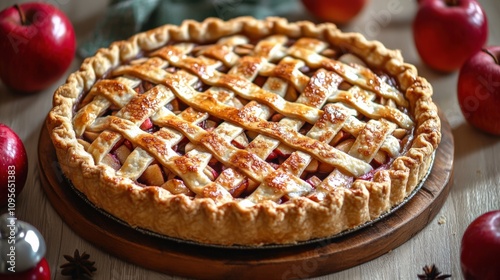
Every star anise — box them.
[60,249,97,279]
[417,264,451,280]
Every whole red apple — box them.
[0,258,51,280]
[461,210,500,280]
[0,123,28,207]
[457,47,500,135]
[412,0,488,72]
[301,0,369,24]
[0,2,76,93]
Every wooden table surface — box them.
[1,0,499,279]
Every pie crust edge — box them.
[46,17,441,246]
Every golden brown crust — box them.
[46,17,441,246]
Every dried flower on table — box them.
[60,249,97,279]
[417,264,451,280]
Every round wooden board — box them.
[38,114,454,280]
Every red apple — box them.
[0,2,76,93]
[0,123,28,207]
[300,0,369,24]
[461,210,500,280]
[0,258,51,280]
[412,0,488,72]
[457,47,500,135]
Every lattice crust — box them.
[47,17,441,246]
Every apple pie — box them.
[46,17,441,246]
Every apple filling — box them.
[73,35,414,204]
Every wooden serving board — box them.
[38,115,454,280]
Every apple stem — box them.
[482,48,499,65]
[13,4,27,25]
[445,0,459,6]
